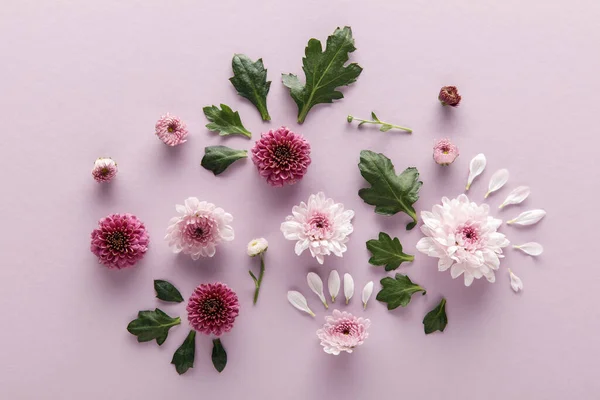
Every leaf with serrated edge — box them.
[171,330,196,375]
[154,280,184,303]
[358,150,423,230]
[203,104,252,138]
[230,54,271,121]
[126,308,181,345]
[423,298,448,334]
[367,232,414,271]
[201,146,247,176]
[282,26,363,123]
[212,338,227,373]
[376,273,426,310]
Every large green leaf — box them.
[423,298,448,335]
[154,279,184,303]
[358,150,423,230]
[366,232,414,271]
[211,338,227,373]
[282,26,363,123]
[126,308,181,346]
[229,54,271,121]
[201,146,247,176]
[376,273,426,310]
[203,104,252,138]
[171,330,196,375]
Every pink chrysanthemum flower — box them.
[280,192,354,264]
[92,157,118,182]
[316,310,371,355]
[187,283,240,336]
[165,197,234,260]
[155,113,188,146]
[433,138,459,165]
[251,126,311,187]
[90,213,149,269]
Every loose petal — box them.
[513,242,544,256]
[485,169,509,198]
[507,209,546,226]
[362,281,374,310]
[466,153,486,190]
[508,269,523,292]
[499,186,530,209]
[287,291,315,317]
[307,272,328,309]
[343,273,354,305]
[328,270,340,302]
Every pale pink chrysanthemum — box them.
[155,113,188,146]
[433,138,459,165]
[316,310,371,355]
[280,192,354,264]
[92,157,118,182]
[165,197,234,260]
[251,126,311,187]
[416,194,510,286]
[90,213,149,269]
[187,283,240,336]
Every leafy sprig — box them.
[203,104,252,138]
[126,309,181,345]
[366,232,414,271]
[347,112,412,133]
[376,273,426,310]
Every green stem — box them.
[250,254,266,304]
[350,117,412,133]
[258,105,271,121]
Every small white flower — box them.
[508,269,523,292]
[247,237,268,257]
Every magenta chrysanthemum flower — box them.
[433,138,459,165]
[155,113,188,146]
[316,310,371,355]
[92,157,118,182]
[90,213,149,269]
[251,126,311,187]
[187,283,240,336]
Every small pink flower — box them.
[251,126,311,187]
[316,310,370,355]
[155,113,188,146]
[187,283,240,336]
[90,213,149,269]
[438,86,461,107]
[92,157,118,182]
[433,138,459,165]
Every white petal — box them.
[307,272,328,309]
[343,273,354,304]
[507,209,546,226]
[485,169,509,198]
[466,153,486,190]
[508,269,523,292]
[287,291,315,317]
[362,281,374,309]
[513,242,543,256]
[499,186,530,209]
[328,270,340,302]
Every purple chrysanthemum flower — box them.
[187,283,240,336]
[155,113,188,146]
[438,86,461,107]
[251,126,311,187]
[433,138,459,165]
[90,213,149,269]
[92,157,118,183]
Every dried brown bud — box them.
[438,86,461,107]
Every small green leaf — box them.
[201,146,248,176]
[171,330,196,374]
[154,280,184,303]
[380,124,393,132]
[126,309,181,345]
[366,232,414,271]
[282,26,363,123]
[371,111,379,121]
[376,273,426,310]
[211,338,227,373]
[423,298,448,334]
[203,104,252,138]
[358,150,423,230]
[229,54,271,121]
[358,121,366,127]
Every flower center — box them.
[456,224,480,247]
[106,231,129,252]
[167,122,178,133]
[272,144,295,166]
[100,167,111,176]
[335,323,354,336]
[307,213,331,240]
[201,297,224,318]
[184,217,215,244]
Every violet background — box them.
[1,1,599,399]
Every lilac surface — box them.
[1,1,599,399]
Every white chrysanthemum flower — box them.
[247,238,268,257]
[280,192,354,264]
[416,194,509,286]
[165,197,234,260]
